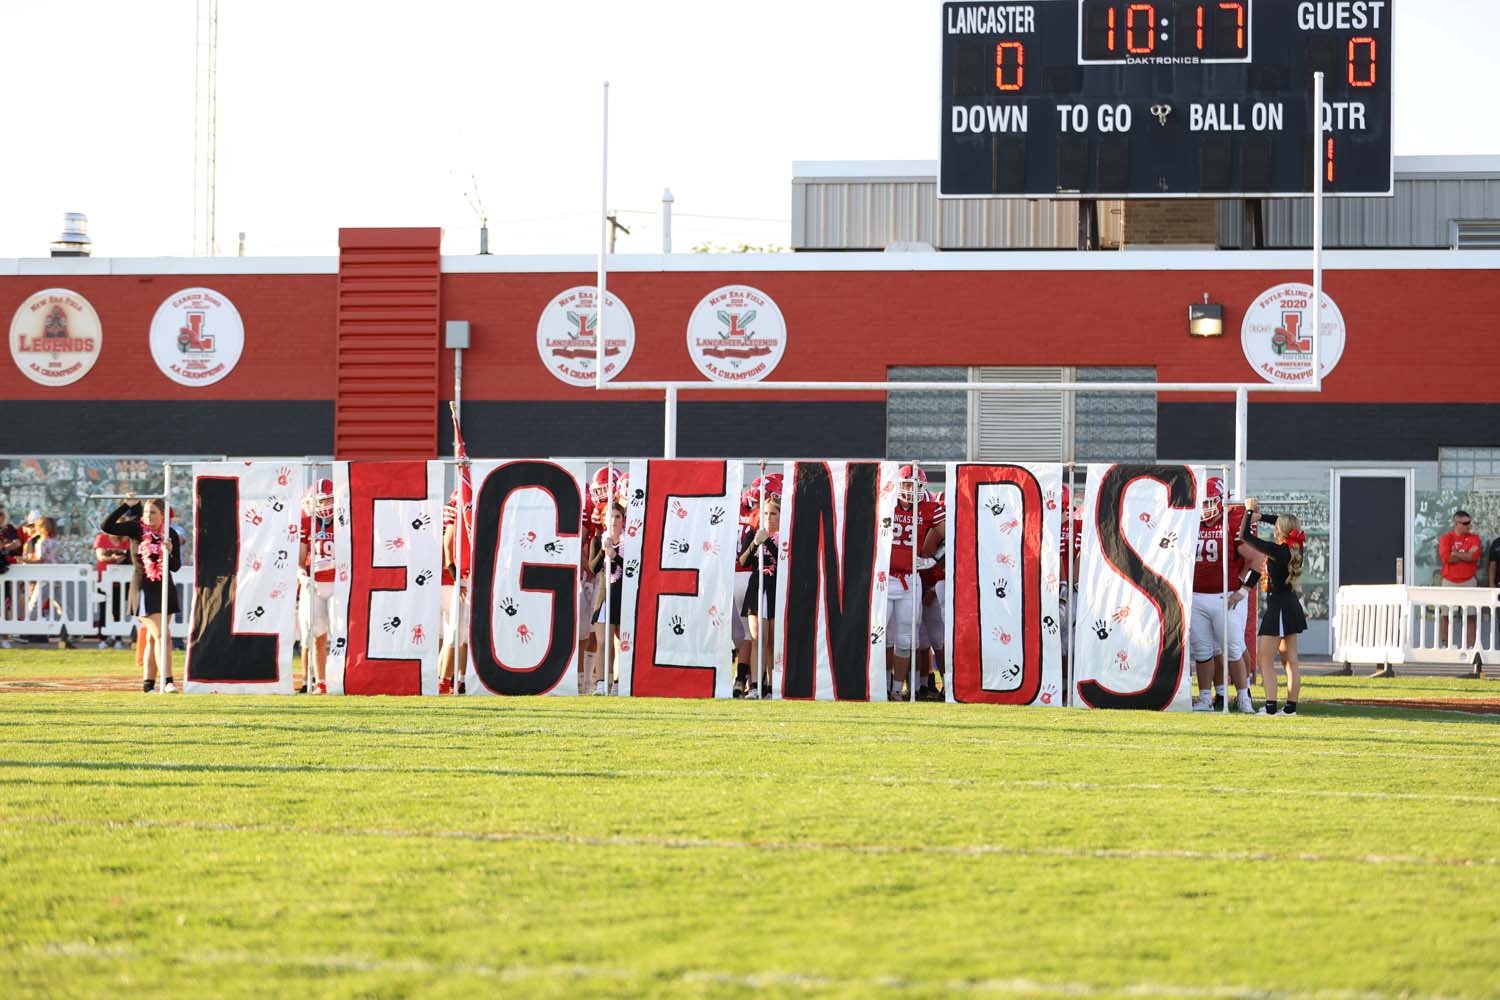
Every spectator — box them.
[0,503,21,566]
[589,503,627,695]
[94,526,131,649]
[1438,509,1482,649]
[21,516,63,627]
[1489,528,1500,589]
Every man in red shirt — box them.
[93,527,131,649]
[1189,478,1257,713]
[1438,509,1483,649]
[298,479,336,694]
[888,465,943,700]
[916,491,947,701]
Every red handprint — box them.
[244,508,263,527]
[411,624,426,645]
[1111,606,1131,624]
[618,632,632,653]
[384,537,407,551]
[519,531,536,549]
[1115,649,1131,672]
[626,519,642,538]
[995,553,1015,567]
[276,466,291,487]
[671,500,689,520]
[999,518,1020,534]
[517,624,533,644]
[1039,684,1057,705]
[702,539,721,556]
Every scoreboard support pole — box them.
[1312,71,1325,391]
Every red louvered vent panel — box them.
[335,228,441,459]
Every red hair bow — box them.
[1285,529,1307,548]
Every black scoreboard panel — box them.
[939,1,1393,197]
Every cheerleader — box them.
[1239,498,1307,716]
[101,496,181,693]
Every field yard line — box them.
[32,940,1440,999]
[6,813,1499,869]
[5,755,1498,806]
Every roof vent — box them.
[50,212,92,257]
[1451,219,1500,249]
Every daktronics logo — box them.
[9,289,104,387]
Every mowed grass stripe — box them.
[3,685,1499,998]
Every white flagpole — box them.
[596,81,609,392]
[160,463,172,685]
[909,463,920,702]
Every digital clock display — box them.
[939,0,1393,197]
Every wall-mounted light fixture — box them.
[1188,301,1224,338]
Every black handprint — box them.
[274,550,289,569]
[246,606,265,622]
[1043,615,1058,635]
[411,513,432,531]
[993,578,1009,599]
[631,488,645,504]
[870,625,885,644]
[986,498,1006,516]
[709,506,725,525]
[624,559,639,578]
[499,597,518,617]
[381,616,402,633]
[543,540,562,554]
[337,510,348,528]
[332,636,347,655]
[267,496,285,513]
[670,615,685,636]
[670,539,690,555]
[1092,620,1111,640]
[415,570,432,586]
[1159,531,1178,550]
[1002,663,1021,681]
[881,516,893,530]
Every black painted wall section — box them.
[0,401,334,456]
[441,401,890,459]
[1159,402,1500,461]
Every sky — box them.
[1,0,1496,260]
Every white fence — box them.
[1333,584,1500,668]
[0,564,193,641]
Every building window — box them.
[1439,448,1500,492]
[886,367,969,463]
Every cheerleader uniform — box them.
[1240,514,1306,637]
[589,537,624,627]
[101,503,182,618]
[738,526,778,620]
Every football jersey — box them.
[442,487,473,580]
[1059,513,1084,583]
[918,494,948,587]
[299,512,336,583]
[889,493,944,578]
[1192,505,1250,594]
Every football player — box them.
[916,490,947,701]
[437,483,472,695]
[298,479,336,695]
[887,465,941,701]
[1189,476,1257,713]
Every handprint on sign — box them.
[1039,684,1057,705]
[870,625,885,644]
[245,606,265,622]
[415,570,432,586]
[1139,512,1156,530]
[875,570,888,591]
[626,519,642,538]
[543,540,562,554]
[701,539,721,556]
[381,616,402,634]
[999,518,1020,534]
[337,564,349,583]
[517,624,533,644]
[411,513,431,531]
[287,523,300,543]
[708,605,724,628]
[1111,606,1131,624]
[274,550,289,569]
[244,553,262,573]
[995,553,1014,567]
[669,539,690,555]
[519,532,536,549]
[1043,615,1058,635]
[276,466,291,487]
[411,624,425,645]
[1115,649,1131,672]
[244,508,263,526]
[1092,620,1111,640]
[1002,663,1021,682]
[1045,491,1057,511]
[618,632,632,653]
[986,498,1006,516]
[624,559,639,578]
[708,506,725,525]
[270,583,288,600]
[267,496,285,513]
[993,578,1009,599]
[671,500,689,520]
[669,615,685,636]
[1159,531,1178,550]
[499,597,519,617]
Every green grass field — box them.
[2,649,1499,999]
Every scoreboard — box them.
[938,0,1393,197]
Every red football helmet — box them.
[1201,476,1226,524]
[614,471,632,507]
[758,473,784,502]
[590,466,623,505]
[897,464,928,505]
[315,478,335,518]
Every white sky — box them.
[1,0,1495,259]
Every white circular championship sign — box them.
[149,287,245,387]
[1241,282,1345,385]
[9,288,103,387]
[535,286,635,387]
[686,284,787,382]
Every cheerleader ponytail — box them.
[1276,515,1305,592]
